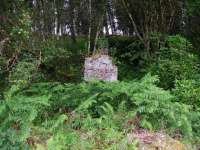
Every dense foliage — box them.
[0,74,199,149]
[150,35,199,89]
[1,0,200,149]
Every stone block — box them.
[84,55,118,82]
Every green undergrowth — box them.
[0,74,199,149]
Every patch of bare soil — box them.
[127,130,190,150]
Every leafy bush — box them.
[108,35,145,66]
[4,2,32,58]
[0,82,50,146]
[108,35,148,81]
[0,129,30,150]
[13,74,196,138]
[0,74,199,148]
[108,35,136,50]
[37,37,86,82]
[173,79,200,139]
[173,79,200,110]
[150,35,199,89]
[9,59,41,84]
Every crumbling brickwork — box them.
[84,55,118,81]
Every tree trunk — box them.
[93,15,104,55]
[107,0,116,34]
[69,2,77,43]
[88,0,92,54]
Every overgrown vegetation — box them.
[0,75,199,149]
[1,0,200,149]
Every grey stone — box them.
[84,55,118,82]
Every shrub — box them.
[108,35,136,51]
[0,82,50,144]
[150,35,199,89]
[38,37,86,82]
[1,74,199,148]
[15,74,196,138]
[0,129,30,150]
[173,79,200,110]
[173,79,200,139]
[9,59,41,84]
[108,35,145,66]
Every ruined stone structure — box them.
[84,55,118,81]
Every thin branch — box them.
[121,0,144,43]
